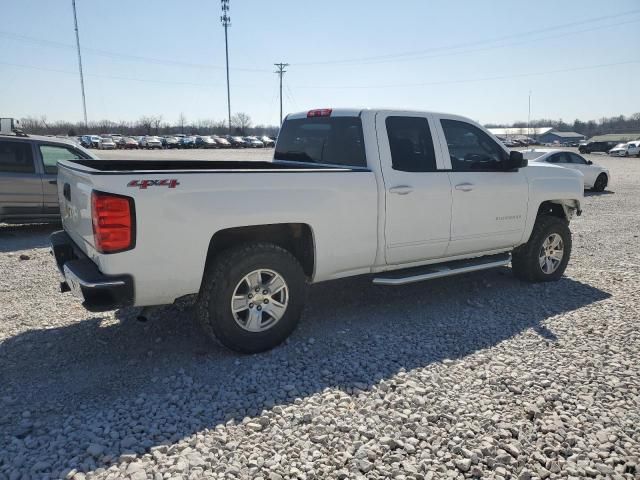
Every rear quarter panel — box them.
[64,168,379,306]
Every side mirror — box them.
[505,150,527,170]
[587,160,593,165]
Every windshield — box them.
[522,150,547,160]
[274,116,366,167]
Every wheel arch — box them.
[203,223,316,281]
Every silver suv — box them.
[0,134,97,224]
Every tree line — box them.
[485,113,640,138]
[19,113,279,137]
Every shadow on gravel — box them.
[0,268,610,476]
[0,222,60,253]
[584,190,614,197]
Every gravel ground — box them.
[0,152,638,480]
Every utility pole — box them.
[71,0,88,129]
[527,90,532,141]
[220,0,231,133]
[274,63,289,126]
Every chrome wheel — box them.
[538,233,564,274]
[231,269,289,332]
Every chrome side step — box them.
[373,253,511,286]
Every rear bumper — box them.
[50,231,134,312]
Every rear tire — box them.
[593,173,607,192]
[197,242,308,353]
[511,215,571,282]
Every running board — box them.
[373,253,511,286]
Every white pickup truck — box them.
[51,108,583,353]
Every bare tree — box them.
[138,116,154,135]
[152,115,163,135]
[231,112,252,135]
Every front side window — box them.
[0,141,35,174]
[441,119,507,171]
[569,153,587,164]
[39,145,87,174]
[274,116,366,167]
[385,116,436,172]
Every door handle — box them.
[455,183,474,192]
[48,180,57,185]
[389,185,413,195]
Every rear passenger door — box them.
[0,140,43,219]
[37,144,89,214]
[376,112,452,265]
[434,116,528,256]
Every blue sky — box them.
[1,0,639,126]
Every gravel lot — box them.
[1,151,639,480]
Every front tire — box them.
[593,173,607,192]
[511,216,572,282]
[197,243,308,353]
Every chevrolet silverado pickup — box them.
[50,108,583,353]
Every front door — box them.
[434,117,528,256]
[376,112,452,265]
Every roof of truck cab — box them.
[0,133,79,145]
[285,108,473,120]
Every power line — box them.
[289,60,640,89]
[292,9,640,67]
[220,0,232,133]
[0,31,271,73]
[274,63,289,126]
[71,0,88,128]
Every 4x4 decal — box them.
[127,179,180,189]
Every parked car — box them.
[579,141,617,154]
[196,136,217,148]
[179,135,196,148]
[98,137,116,150]
[0,132,97,223]
[119,137,139,149]
[80,135,101,148]
[244,136,264,148]
[50,107,583,353]
[523,149,610,191]
[140,136,163,149]
[228,136,248,148]
[212,136,231,148]
[608,142,640,157]
[260,136,275,147]
[164,136,180,149]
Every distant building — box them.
[488,127,553,139]
[588,133,640,143]
[538,131,585,144]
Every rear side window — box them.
[39,145,87,174]
[274,117,366,167]
[0,141,35,173]
[385,116,437,172]
[441,119,507,171]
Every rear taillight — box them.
[307,108,332,118]
[91,191,135,253]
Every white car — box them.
[98,137,116,150]
[523,149,610,191]
[140,136,162,149]
[51,108,583,353]
[608,142,640,157]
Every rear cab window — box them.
[275,116,367,168]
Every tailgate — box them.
[57,162,99,256]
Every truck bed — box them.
[66,159,368,173]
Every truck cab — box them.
[0,132,96,223]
